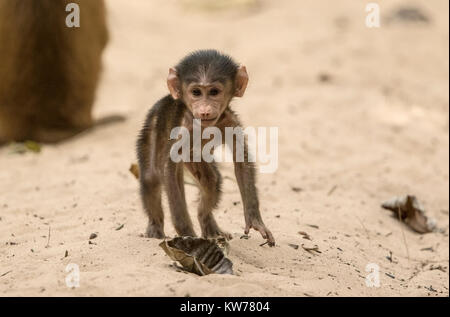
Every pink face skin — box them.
[167,66,249,127]
[182,81,229,126]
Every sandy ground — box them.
[0,0,449,297]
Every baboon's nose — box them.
[199,110,211,120]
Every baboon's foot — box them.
[202,224,232,240]
[146,222,165,239]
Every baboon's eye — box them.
[209,88,220,96]
[192,88,202,97]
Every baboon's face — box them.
[166,66,249,127]
[181,80,232,126]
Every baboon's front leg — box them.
[230,126,275,246]
[165,161,196,237]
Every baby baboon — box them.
[0,0,113,144]
[137,50,275,246]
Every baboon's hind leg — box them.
[185,162,232,240]
[140,174,165,239]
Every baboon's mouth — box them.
[201,117,217,122]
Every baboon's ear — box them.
[234,66,249,97]
[167,68,181,99]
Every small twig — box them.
[298,231,311,240]
[385,272,395,279]
[397,206,410,262]
[259,241,269,247]
[46,226,51,248]
[425,285,437,292]
[301,244,321,254]
[355,216,371,245]
[386,251,393,263]
[429,265,446,273]
[327,185,338,196]
[115,224,125,231]
[1,270,12,277]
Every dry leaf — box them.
[129,163,197,188]
[381,195,436,233]
[387,6,430,24]
[159,236,233,276]
[9,141,41,154]
[129,163,139,179]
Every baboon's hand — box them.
[245,220,275,247]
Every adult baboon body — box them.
[0,0,108,143]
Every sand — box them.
[0,0,448,296]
